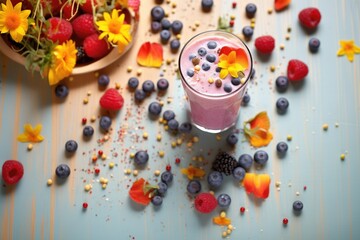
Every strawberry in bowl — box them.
[0,0,140,85]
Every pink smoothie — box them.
[179,31,253,132]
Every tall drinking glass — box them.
[178,30,253,133]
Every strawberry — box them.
[128,0,140,12]
[287,59,309,81]
[83,34,111,59]
[72,14,97,39]
[254,35,275,54]
[99,88,124,111]
[194,192,218,214]
[80,0,102,14]
[46,17,73,44]
[298,7,321,29]
[2,160,24,185]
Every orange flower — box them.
[17,123,44,143]
[218,46,249,79]
[243,173,271,199]
[129,178,156,206]
[213,215,231,226]
[274,0,291,11]
[180,165,205,180]
[243,111,273,147]
[137,42,163,67]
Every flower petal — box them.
[137,42,163,68]
[213,216,232,226]
[129,178,152,205]
[243,173,271,199]
[248,111,270,130]
[247,130,273,147]
[274,0,291,11]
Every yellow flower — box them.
[244,111,273,147]
[17,124,44,143]
[96,9,132,53]
[337,40,360,62]
[180,165,205,180]
[0,0,31,42]
[47,40,77,85]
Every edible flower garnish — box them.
[96,9,132,53]
[180,165,205,180]
[243,173,271,199]
[0,0,31,42]
[337,40,360,62]
[218,46,249,79]
[137,42,163,67]
[17,123,44,143]
[47,40,77,86]
[129,178,158,206]
[274,0,291,11]
[213,211,232,226]
[243,111,273,147]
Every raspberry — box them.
[72,14,97,39]
[46,17,73,44]
[254,35,275,54]
[287,59,309,81]
[63,3,77,20]
[128,0,141,12]
[83,34,111,59]
[194,192,217,214]
[99,88,125,111]
[41,0,63,15]
[298,8,321,29]
[2,160,24,185]
[80,0,101,14]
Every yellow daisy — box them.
[96,9,132,53]
[17,124,44,143]
[337,40,360,62]
[218,51,243,79]
[0,0,31,42]
[47,40,77,85]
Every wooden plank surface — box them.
[1,0,360,239]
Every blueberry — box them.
[134,89,146,102]
[232,167,246,180]
[242,92,250,104]
[55,164,71,179]
[201,0,213,12]
[99,116,112,131]
[157,78,169,91]
[201,63,210,71]
[189,53,197,60]
[170,39,181,53]
[242,26,254,38]
[198,47,207,56]
[151,6,165,21]
[157,182,168,195]
[148,102,162,116]
[217,193,231,208]
[167,119,179,131]
[160,29,171,44]
[207,41,217,49]
[151,21,162,33]
[163,110,175,121]
[161,18,172,29]
[275,76,289,92]
[215,67,221,72]
[186,180,201,194]
[142,80,155,93]
[128,77,139,90]
[309,37,320,53]
[179,122,192,133]
[65,140,78,153]
[276,141,288,154]
[205,54,215,63]
[171,20,183,34]
[134,150,149,165]
[161,171,173,184]
[231,77,241,86]
[187,69,195,77]
[207,171,223,188]
[226,133,238,146]
[238,154,253,171]
[245,3,257,18]
[223,83,232,93]
[151,195,163,206]
[55,84,69,98]
[293,200,303,212]
[83,126,94,137]
[254,150,269,165]
[98,74,110,86]
[276,97,289,113]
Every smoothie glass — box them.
[178,30,253,133]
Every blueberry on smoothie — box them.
[198,47,207,56]
[189,53,197,60]
[206,54,216,63]
[187,69,194,77]
[231,77,241,86]
[202,63,210,71]
[223,83,232,93]
[207,41,217,49]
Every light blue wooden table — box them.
[1,0,360,239]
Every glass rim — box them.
[178,30,253,98]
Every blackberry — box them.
[212,152,239,176]
[76,46,90,64]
